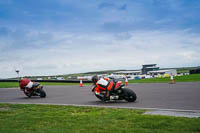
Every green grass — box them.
[129,74,200,83]
[0,82,91,88]
[0,103,199,133]
[0,82,19,88]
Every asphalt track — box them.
[0,82,200,111]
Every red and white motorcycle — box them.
[19,78,46,98]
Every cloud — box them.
[1,0,199,34]
[0,28,200,78]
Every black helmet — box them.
[91,75,98,84]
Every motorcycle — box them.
[92,80,137,102]
[20,82,46,98]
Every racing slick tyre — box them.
[123,88,137,102]
[39,89,46,98]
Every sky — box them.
[0,0,200,78]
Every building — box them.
[113,70,141,76]
[148,69,177,76]
[142,64,159,74]
[77,76,93,80]
[110,64,177,79]
[111,70,142,79]
[57,77,65,80]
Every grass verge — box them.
[0,103,200,133]
[0,82,91,88]
[129,74,200,83]
[0,82,19,88]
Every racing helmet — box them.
[91,75,98,84]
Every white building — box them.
[113,71,141,75]
[148,69,177,76]
[77,76,93,80]
[57,77,65,80]
[112,70,142,79]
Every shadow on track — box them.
[88,100,138,104]
[14,97,45,100]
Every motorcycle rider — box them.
[19,78,34,96]
[92,75,118,101]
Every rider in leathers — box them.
[92,75,116,101]
[19,78,34,96]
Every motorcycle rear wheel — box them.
[38,89,46,98]
[122,88,137,102]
